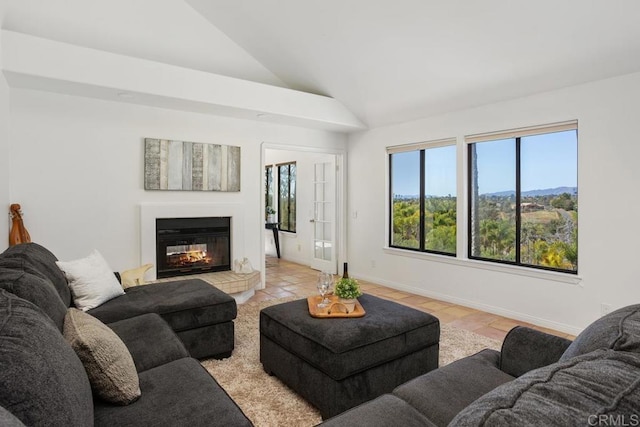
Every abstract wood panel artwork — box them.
[144,138,241,191]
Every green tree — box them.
[426,225,456,253]
[393,200,420,248]
[479,218,515,261]
[551,193,575,211]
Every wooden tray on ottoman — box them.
[307,295,366,318]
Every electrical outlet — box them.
[371,260,376,268]
[601,303,612,317]
[297,244,301,252]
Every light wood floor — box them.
[248,257,576,342]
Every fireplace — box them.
[156,217,231,278]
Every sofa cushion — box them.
[321,394,437,427]
[0,267,67,331]
[393,349,514,427]
[88,279,237,331]
[0,256,54,279]
[56,250,125,311]
[0,290,93,426]
[175,321,235,359]
[93,358,253,427]
[64,308,141,405]
[561,304,640,361]
[107,313,189,372]
[0,243,71,306]
[450,349,640,427]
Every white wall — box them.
[8,89,346,273]
[264,149,335,266]
[0,13,10,249]
[0,74,7,251]
[347,71,640,334]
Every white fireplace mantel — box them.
[140,203,244,281]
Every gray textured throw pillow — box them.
[560,304,640,361]
[0,406,26,427]
[63,308,141,405]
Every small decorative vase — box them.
[339,298,357,313]
[267,214,276,223]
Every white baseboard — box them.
[352,270,582,336]
[279,254,310,267]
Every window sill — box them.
[383,247,582,285]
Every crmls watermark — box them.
[588,415,640,426]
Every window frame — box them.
[277,161,297,233]
[388,139,457,256]
[265,165,274,221]
[466,121,578,274]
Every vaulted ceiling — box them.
[4,0,640,129]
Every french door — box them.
[310,157,337,274]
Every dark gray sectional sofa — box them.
[321,304,640,426]
[0,242,252,426]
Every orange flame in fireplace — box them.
[167,249,213,268]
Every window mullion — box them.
[277,166,282,228]
[388,154,393,247]
[286,165,290,229]
[515,137,522,264]
[468,143,478,258]
[419,150,426,251]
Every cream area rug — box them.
[202,298,501,427]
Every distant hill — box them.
[393,194,419,199]
[484,186,577,197]
[394,187,577,199]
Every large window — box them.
[278,162,297,232]
[389,141,457,255]
[468,122,578,273]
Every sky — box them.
[392,145,457,196]
[391,130,578,196]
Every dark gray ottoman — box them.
[260,294,440,419]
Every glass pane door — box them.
[311,159,337,273]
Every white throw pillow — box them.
[56,250,125,311]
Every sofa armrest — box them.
[499,326,572,377]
